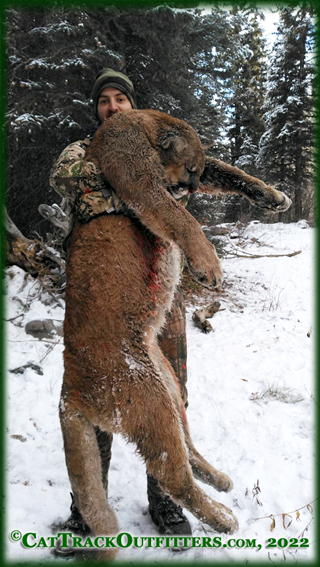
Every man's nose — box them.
[109,99,118,111]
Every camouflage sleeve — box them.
[49,138,104,203]
[49,138,123,222]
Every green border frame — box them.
[0,1,319,566]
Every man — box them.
[50,68,191,538]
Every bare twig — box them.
[40,343,60,364]
[5,314,24,323]
[253,498,317,524]
[226,249,302,259]
[7,339,62,345]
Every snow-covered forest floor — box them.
[5,220,316,564]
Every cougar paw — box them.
[213,504,239,534]
[256,188,292,212]
[273,193,292,212]
[188,262,224,289]
[215,473,233,493]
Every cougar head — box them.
[160,130,205,200]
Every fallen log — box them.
[5,207,65,280]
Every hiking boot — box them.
[147,473,192,546]
[58,493,91,535]
[51,494,91,558]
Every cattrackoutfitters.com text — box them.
[19,532,263,551]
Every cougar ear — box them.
[161,133,187,153]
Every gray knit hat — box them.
[92,68,137,121]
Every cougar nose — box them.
[189,179,199,193]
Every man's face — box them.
[97,87,132,121]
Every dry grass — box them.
[250,383,305,404]
[262,279,286,312]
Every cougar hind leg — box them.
[111,362,238,535]
[59,400,119,561]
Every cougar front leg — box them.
[147,430,238,534]
[175,398,234,494]
[200,157,292,212]
[139,400,238,534]
[186,434,234,493]
[59,397,119,561]
[148,343,235,500]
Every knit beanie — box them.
[92,68,137,121]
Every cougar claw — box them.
[275,194,292,212]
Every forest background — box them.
[4,0,317,243]
[2,3,317,563]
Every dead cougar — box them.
[60,110,238,560]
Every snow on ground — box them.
[4,220,316,564]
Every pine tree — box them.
[6,5,235,236]
[115,6,234,151]
[227,8,267,174]
[257,5,316,221]
[221,8,268,222]
[6,7,125,236]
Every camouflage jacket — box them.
[50,136,190,225]
[49,137,123,224]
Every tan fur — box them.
[60,110,238,561]
[199,157,292,212]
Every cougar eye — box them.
[186,165,197,174]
